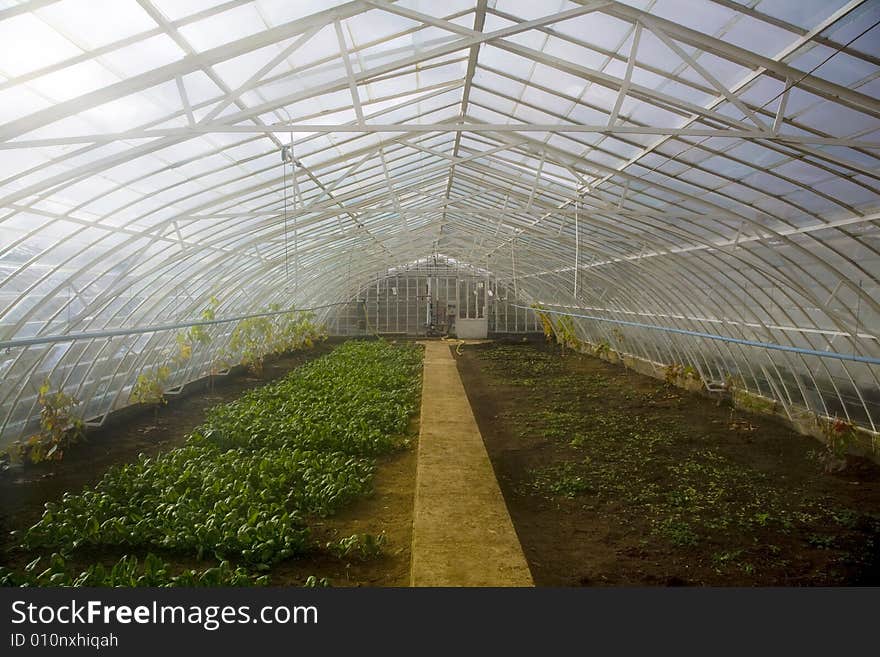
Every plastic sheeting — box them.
[1,0,879,443]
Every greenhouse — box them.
[0,0,879,591]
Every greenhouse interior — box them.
[0,0,879,589]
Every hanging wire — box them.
[280,138,302,301]
[511,238,518,300]
[282,144,290,285]
[624,13,880,206]
[573,194,580,300]
[290,133,300,300]
[758,14,880,120]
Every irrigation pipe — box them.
[518,304,880,366]
[0,302,351,350]
[441,335,466,355]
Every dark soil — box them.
[0,342,419,587]
[0,344,334,534]
[455,339,880,586]
[272,434,417,587]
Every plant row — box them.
[8,302,327,466]
[0,553,265,587]
[5,340,423,586]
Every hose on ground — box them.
[441,335,465,355]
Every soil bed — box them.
[1,341,418,587]
[272,435,417,587]
[456,339,880,586]
[0,343,336,532]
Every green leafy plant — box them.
[268,307,324,353]
[172,332,193,365]
[327,532,387,561]
[530,462,591,498]
[228,307,327,376]
[594,340,612,358]
[656,518,700,547]
[554,316,581,354]
[130,365,170,424]
[8,341,423,587]
[0,552,267,587]
[532,305,556,343]
[814,417,856,473]
[173,297,219,365]
[9,380,84,464]
[664,363,684,386]
[229,316,275,375]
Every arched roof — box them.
[1,0,879,440]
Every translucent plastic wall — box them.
[328,256,539,335]
[1,0,879,445]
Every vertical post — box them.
[445,276,450,331]
[855,279,863,340]
[574,195,580,300]
[426,276,432,328]
[293,140,300,301]
[511,240,518,300]
[484,270,489,319]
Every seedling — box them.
[814,416,857,473]
[663,363,680,385]
[12,342,423,586]
[594,340,612,358]
[304,576,331,587]
[9,380,84,464]
[554,316,581,354]
[173,297,219,366]
[327,532,387,561]
[532,305,556,343]
[130,365,170,424]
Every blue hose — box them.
[518,304,880,366]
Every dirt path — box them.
[410,341,532,586]
[456,339,880,586]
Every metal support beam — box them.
[6,123,879,148]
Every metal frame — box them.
[1,0,879,442]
